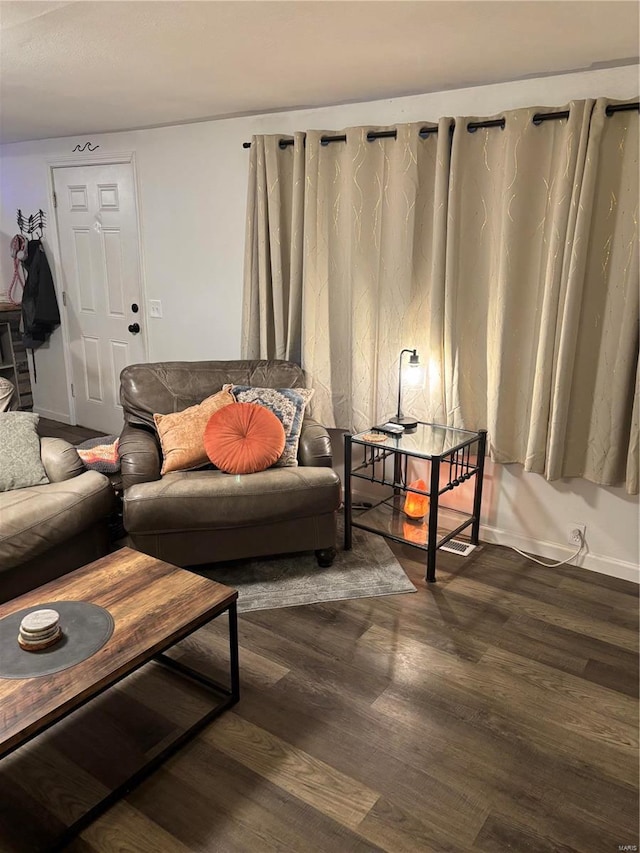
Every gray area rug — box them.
[193,525,416,613]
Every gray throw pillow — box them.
[0,412,49,491]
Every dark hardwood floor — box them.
[37,417,105,446]
[2,420,637,852]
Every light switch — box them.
[149,299,163,318]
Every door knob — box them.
[128,323,140,334]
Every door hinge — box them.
[70,383,75,398]
[53,191,57,209]
[62,291,67,307]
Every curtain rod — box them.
[605,101,639,115]
[242,101,639,148]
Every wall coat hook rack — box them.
[16,209,46,239]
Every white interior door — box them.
[53,162,146,433]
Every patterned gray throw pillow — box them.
[0,412,49,491]
[226,385,314,467]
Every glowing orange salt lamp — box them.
[404,479,429,518]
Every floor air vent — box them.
[440,540,476,557]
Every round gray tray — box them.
[0,601,114,679]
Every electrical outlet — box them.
[567,523,586,546]
[149,299,162,319]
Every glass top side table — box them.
[344,422,487,582]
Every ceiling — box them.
[0,1,638,145]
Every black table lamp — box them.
[390,348,421,430]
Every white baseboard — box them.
[350,488,638,584]
[33,407,72,425]
[481,524,639,584]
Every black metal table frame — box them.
[2,600,239,853]
[344,426,487,582]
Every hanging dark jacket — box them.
[21,240,60,349]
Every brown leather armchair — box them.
[118,360,341,567]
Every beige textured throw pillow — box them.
[154,388,234,475]
[225,385,314,467]
[0,412,49,491]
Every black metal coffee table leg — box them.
[344,434,353,550]
[50,602,239,853]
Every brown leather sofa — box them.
[0,438,115,603]
[119,360,341,567]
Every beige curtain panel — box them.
[302,120,452,430]
[242,132,305,362]
[242,99,639,493]
[445,101,594,470]
[546,100,639,490]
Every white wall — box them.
[1,65,638,578]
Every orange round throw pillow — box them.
[204,402,286,474]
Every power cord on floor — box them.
[510,531,585,568]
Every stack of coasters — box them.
[17,609,62,651]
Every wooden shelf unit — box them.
[0,305,33,410]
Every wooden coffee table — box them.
[0,547,239,851]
